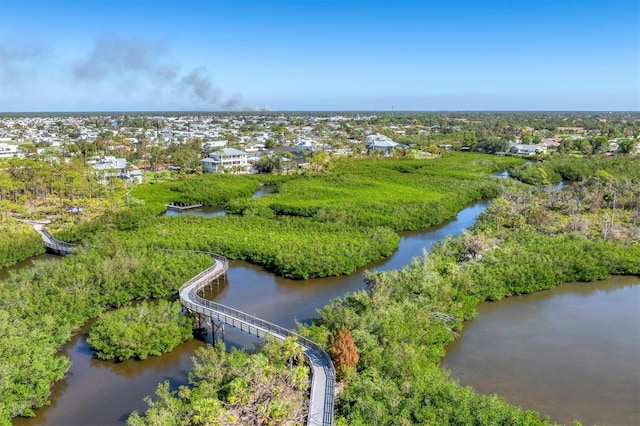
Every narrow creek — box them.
[13,201,487,425]
[8,192,640,426]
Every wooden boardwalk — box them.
[34,227,75,256]
[165,202,203,211]
[178,252,335,426]
[31,229,334,425]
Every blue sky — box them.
[0,0,638,111]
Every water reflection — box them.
[14,199,638,426]
[163,205,226,217]
[0,253,58,281]
[442,276,640,426]
[163,185,275,218]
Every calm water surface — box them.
[0,253,58,281]
[10,197,639,426]
[163,185,275,218]
[442,276,640,426]
[13,200,487,425]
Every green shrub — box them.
[88,300,193,361]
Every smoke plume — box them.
[73,33,243,109]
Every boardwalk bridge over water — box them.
[35,230,335,426]
[30,223,76,256]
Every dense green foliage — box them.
[0,158,103,212]
[0,157,136,266]
[7,151,637,425]
[88,300,193,361]
[128,337,309,426]
[130,173,268,213]
[508,155,640,185]
[458,232,640,300]
[0,311,71,423]
[0,220,45,268]
[1,153,520,423]
[115,215,399,279]
[0,247,211,422]
[110,154,520,279]
[292,162,640,425]
[226,154,523,231]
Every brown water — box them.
[442,276,640,426]
[163,185,275,218]
[9,199,640,426]
[0,253,58,281]
[12,201,488,425]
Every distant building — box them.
[245,143,266,152]
[202,148,250,173]
[0,143,20,159]
[365,133,406,153]
[92,156,143,184]
[201,140,228,152]
[509,143,546,156]
[295,138,316,152]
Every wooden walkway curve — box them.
[31,229,335,425]
[177,252,336,426]
[30,222,75,256]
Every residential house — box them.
[0,143,20,158]
[245,143,266,153]
[202,148,250,173]
[201,140,228,153]
[365,133,405,154]
[295,138,316,152]
[509,143,546,156]
[92,156,143,184]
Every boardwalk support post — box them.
[178,251,335,426]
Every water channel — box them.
[442,275,640,426]
[163,185,275,218]
[9,193,640,425]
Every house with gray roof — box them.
[202,148,250,173]
[92,156,143,183]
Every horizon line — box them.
[1,109,639,116]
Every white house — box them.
[202,140,228,152]
[295,138,316,152]
[0,143,20,159]
[509,143,546,156]
[245,143,266,153]
[365,133,404,153]
[92,156,143,184]
[202,148,250,173]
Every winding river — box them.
[9,196,640,426]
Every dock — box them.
[165,202,203,211]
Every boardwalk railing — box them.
[38,230,75,255]
[178,252,335,426]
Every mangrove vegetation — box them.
[2,148,639,425]
[87,300,194,361]
[129,154,639,425]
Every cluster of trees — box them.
[0,157,135,269]
[6,151,637,424]
[509,155,640,185]
[1,152,521,423]
[88,300,193,361]
[227,154,522,231]
[0,219,44,269]
[0,158,108,214]
[128,337,310,426]
[130,173,265,213]
[0,245,211,421]
[109,215,400,279]
[291,158,640,424]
